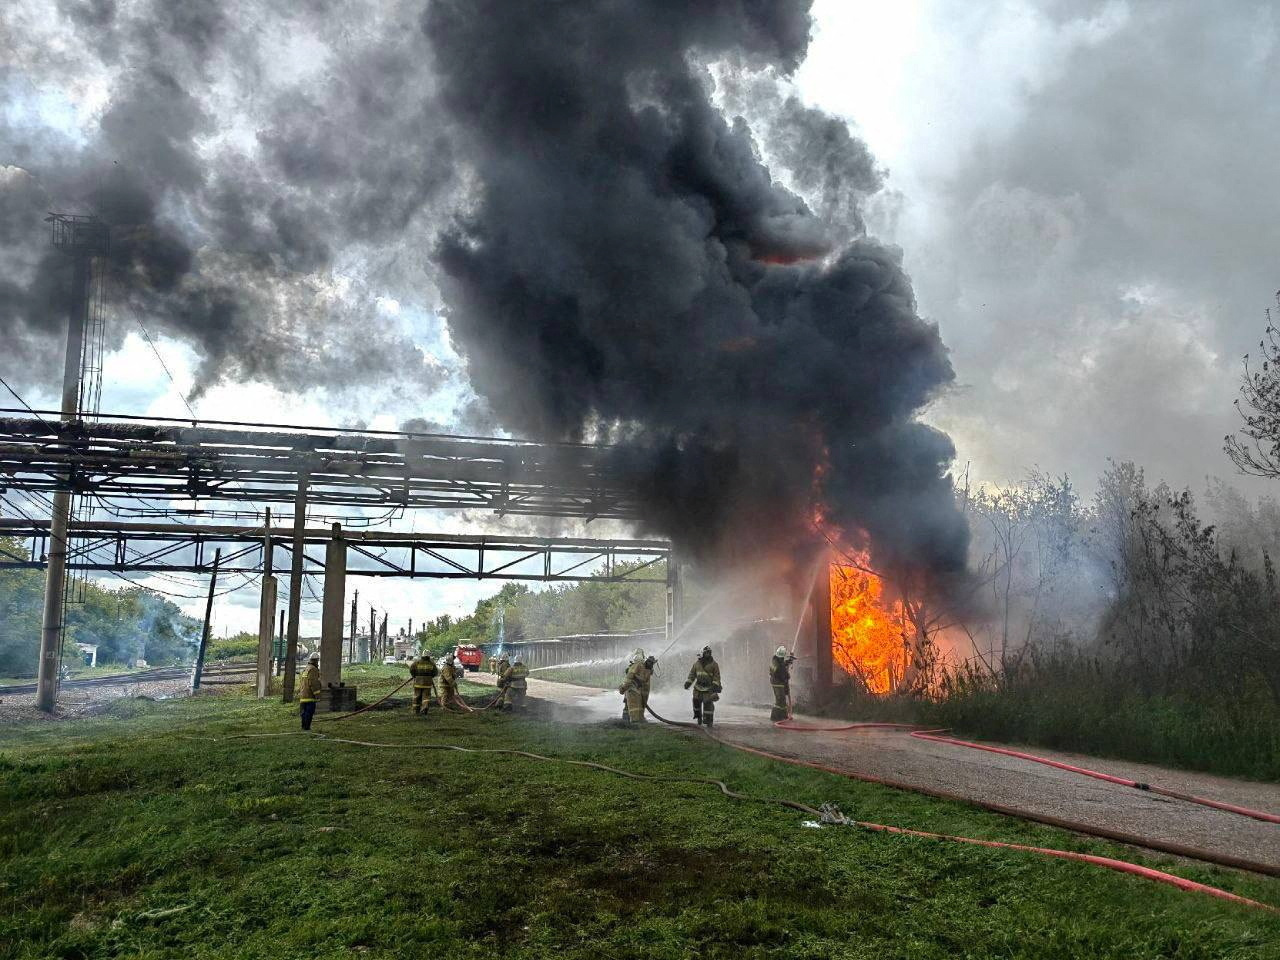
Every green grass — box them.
[1,665,1278,959]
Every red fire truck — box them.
[454,643,484,672]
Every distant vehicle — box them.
[455,643,483,672]
[383,655,399,665]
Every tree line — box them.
[416,561,667,655]
[0,537,201,676]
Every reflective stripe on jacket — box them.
[502,664,529,690]
[410,658,437,688]
[769,655,790,687]
[299,665,322,702]
[687,658,721,693]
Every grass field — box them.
[1,665,1277,959]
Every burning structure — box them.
[829,560,908,695]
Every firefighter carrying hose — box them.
[409,652,437,715]
[684,645,721,727]
[498,655,529,710]
[495,652,511,679]
[770,645,796,721]
[298,654,322,730]
[618,648,654,724]
[439,653,465,710]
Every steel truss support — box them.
[0,518,670,583]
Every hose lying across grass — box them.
[200,706,1278,915]
[641,704,1277,913]
[313,679,502,723]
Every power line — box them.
[0,374,56,430]
[1,492,261,601]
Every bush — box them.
[206,637,259,661]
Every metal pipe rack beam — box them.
[0,412,642,521]
[0,518,669,582]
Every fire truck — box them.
[454,643,484,672]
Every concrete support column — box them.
[665,554,683,649]
[255,577,277,698]
[36,254,90,712]
[319,522,346,687]
[281,472,309,702]
[255,508,275,698]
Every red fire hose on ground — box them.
[906,730,1280,825]
[315,678,501,723]
[644,704,1277,912]
[283,681,1276,913]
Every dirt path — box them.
[472,672,1280,872]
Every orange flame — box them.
[830,558,907,695]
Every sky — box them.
[2,0,1277,634]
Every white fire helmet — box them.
[775,646,788,658]
[630,648,645,664]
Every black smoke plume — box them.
[424,0,968,576]
[1,0,452,400]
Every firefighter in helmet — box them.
[409,651,438,715]
[618,648,653,724]
[769,645,795,721]
[298,654,322,730]
[495,652,511,680]
[439,653,463,710]
[499,655,529,710]
[684,645,721,727]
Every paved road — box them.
[472,672,1280,873]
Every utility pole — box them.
[281,472,309,702]
[370,606,377,661]
[349,589,358,663]
[36,214,107,712]
[191,549,221,691]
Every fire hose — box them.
[275,681,1276,912]
[642,703,1277,911]
[315,678,501,722]
[906,730,1280,825]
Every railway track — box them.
[0,662,260,697]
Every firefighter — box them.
[439,653,462,710]
[409,652,438,715]
[486,655,497,674]
[298,654,322,730]
[499,655,530,710]
[618,648,652,724]
[496,652,511,678]
[641,654,657,714]
[684,645,721,727]
[770,645,795,721]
